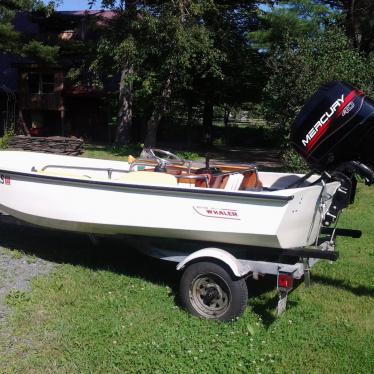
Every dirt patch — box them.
[0,215,57,322]
[0,247,55,321]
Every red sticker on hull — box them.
[0,175,10,185]
[194,206,240,220]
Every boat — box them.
[0,81,373,320]
[0,149,341,249]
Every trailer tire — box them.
[179,261,248,321]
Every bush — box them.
[281,148,309,173]
[0,131,14,149]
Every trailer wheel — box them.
[179,261,248,321]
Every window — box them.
[27,73,55,94]
[28,73,40,94]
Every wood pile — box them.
[7,136,84,156]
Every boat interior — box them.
[33,158,262,191]
[130,159,262,191]
[28,149,318,191]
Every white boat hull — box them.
[0,151,340,249]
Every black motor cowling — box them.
[290,81,374,184]
[290,81,374,226]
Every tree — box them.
[263,27,374,169]
[264,1,374,55]
[0,0,59,61]
[87,0,139,145]
[178,1,266,145]
[88,1,265,147]
[91,0,180,147]
[252,0,338,50]
[142,0,194,148]
[317,0,374,55]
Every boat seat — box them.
[176,173,210,188]
[115,171,178,186]
[224,173,244,190]
[240,170,263,191]
[210,174,228,189]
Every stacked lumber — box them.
[7,136,84,156]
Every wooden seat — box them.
[210,174,228,189]
[176,173,210,188]
[239,170,262,190]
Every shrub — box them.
[0,131,14,150]
[281,148,309,173]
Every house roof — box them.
[38,10,117,30]
[10,10,116,36]
[57,10,116,18]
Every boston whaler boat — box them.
[0,81,373,320]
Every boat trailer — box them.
[133,227,361,320]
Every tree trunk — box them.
[144,110,159,148]
[186,98,193,147]
[345,0,358,49]
[115,64,133,146]
[144,77,172,148]
[341,0,374,55]
[18,110,30,136]
[114,0,137,145]
[203,98,214,146]
[224,106,230,127]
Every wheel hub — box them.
[190,274,230,318]
[203,286,220,304]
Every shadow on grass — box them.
[312,274,374,297]
[0,216,295,324]
[0,217,179,291]
[246,277,302,327]
[246,276,278,326]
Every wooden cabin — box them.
[0,11,116,141]
[16,63,108,139]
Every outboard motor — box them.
[290,81,374,225]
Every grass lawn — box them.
[82,143,144,161]
[0,184,373,372]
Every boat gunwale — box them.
[0,168,295,202]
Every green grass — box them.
[4,248,25,260]
[0,186,373,373]
[82,143,143,161]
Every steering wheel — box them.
[143,148,185,166]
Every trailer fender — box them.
[176,248,251,278]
